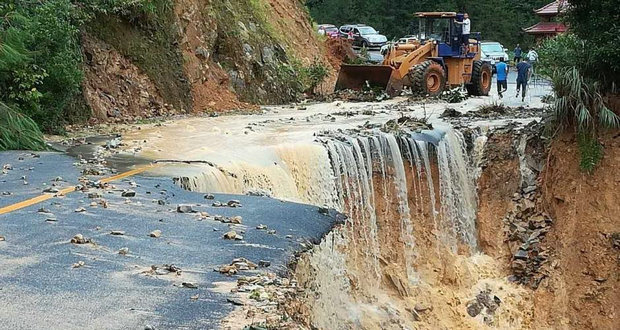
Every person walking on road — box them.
[496,59,508,98]
[515,58,531,102]
[513,44,522,65]
[454,13,471,55]
[527,48,538,73]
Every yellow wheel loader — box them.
[335,12,492,97]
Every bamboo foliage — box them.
[551,67,620,132]
[0,101,46,151]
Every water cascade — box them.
[293,124,530,329]
[164,121,531,328]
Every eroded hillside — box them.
[81,0,334,123]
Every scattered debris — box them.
[72,261,85,268]
[505,187,553,289]
[227,200,242,207]
[70,234,91,244]
[145,264,182,276]
[121,190,136,197]
[227,297,245,306]
[223,231,243,240]
[182,282,198,289]
[439,107,462,118]
[118,247,129,255]
[177,204,195,213]
[439,87,468,103]
[465,288,501,326]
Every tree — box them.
[306,0,549,47]
[564,0,620,88]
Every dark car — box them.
[339,24,387,49]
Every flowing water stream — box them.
[122,100,537,328]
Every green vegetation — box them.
[0,0,177,138]
[0,0,85,133]
[0,102,46,151]
[295,58,329,94]
[538,0,620,173]
[577,132,603,174]
[306,0,549,48]
[87,0,191,112]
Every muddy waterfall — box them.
[170,121,542,329]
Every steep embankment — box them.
[81,0,333,123]
[534,132,619,329]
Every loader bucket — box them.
[335,64,396,94]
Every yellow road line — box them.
[0,164,159,216]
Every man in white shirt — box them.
[455,13,471,54]
[527,48,539,73]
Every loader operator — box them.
[454,13,471,53]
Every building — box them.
[523,0,569,42]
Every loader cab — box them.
[414,12,477,58]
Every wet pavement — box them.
[0,151,337,329]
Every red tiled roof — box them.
[523,22,568,34]
[535,0,569,15]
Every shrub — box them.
[291,57,329,95]
[0,0,85,133]
[0,0,164,134]
[0,102,46,151]
[540,31,620,173]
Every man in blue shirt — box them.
[495,60,508,98]
[513,44,522,65]
[515,58,531,102]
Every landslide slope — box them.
[81,0,331,123]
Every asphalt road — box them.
[0,151,338,329]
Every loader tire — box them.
[466,60,492,96]
[410,60,446,97]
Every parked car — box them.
[480,41,509,72]
[381,35,417,54]
[339,24,387,48]
[397,35,417,44]
[317,24,340,39]
[339,24,356,39]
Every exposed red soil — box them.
[81,33,176,123]
[318,38,356,93]
[174,0,256,113]
[476,133,520,263]
[533,131,620,329]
